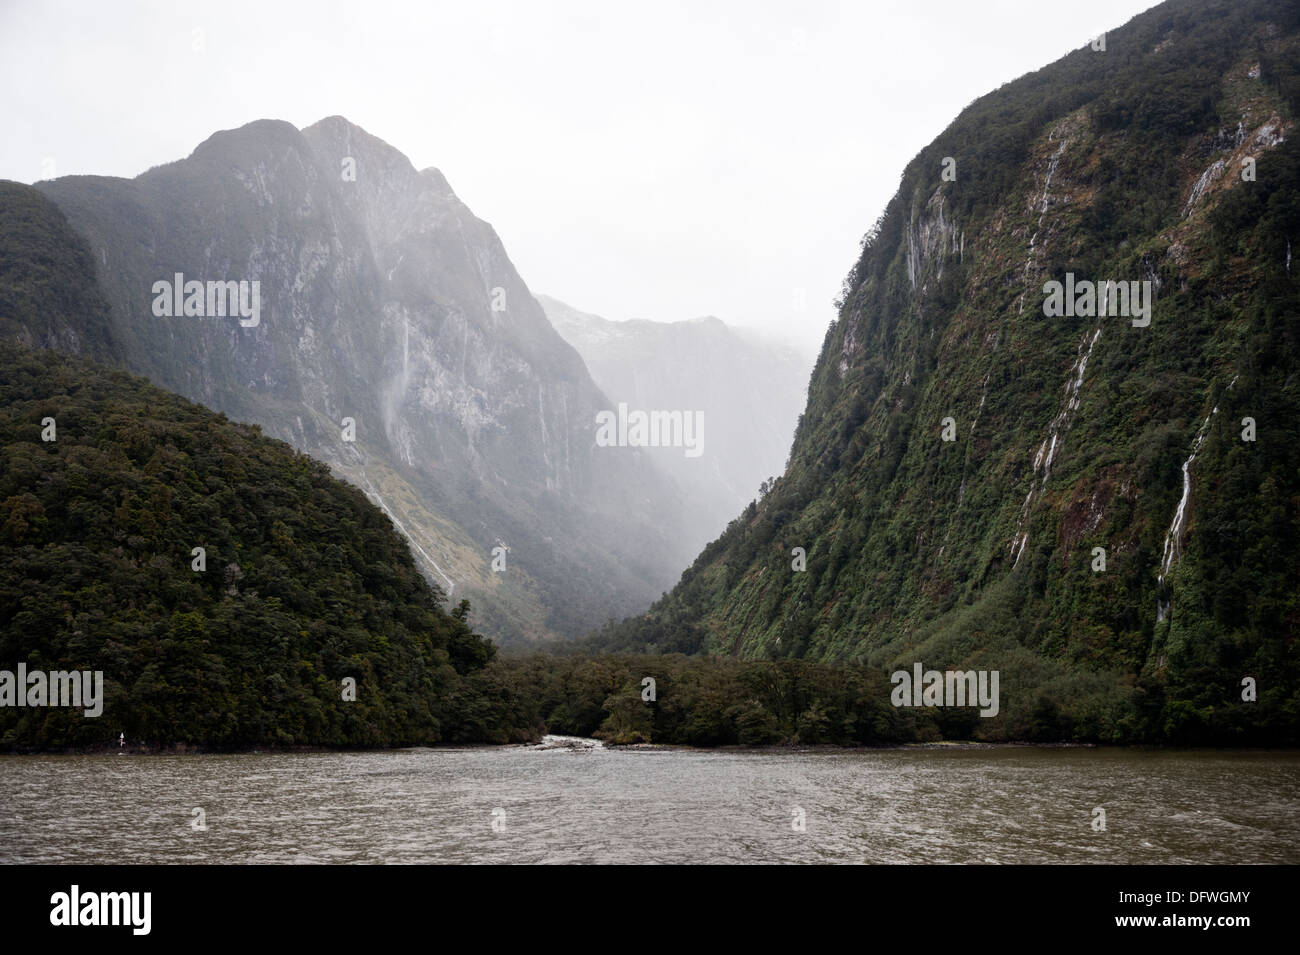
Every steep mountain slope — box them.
[20,119,695,645]
[594,0,1300,743]
[540,293,810,554]
[0,182,119,362]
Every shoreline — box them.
[4,738,1298,757]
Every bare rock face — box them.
[37,117,695,645]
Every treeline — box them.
[478,653,922,746]
[476,647,1278,747]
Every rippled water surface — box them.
[2,742,1297,863]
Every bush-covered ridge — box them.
[0,344,523,749]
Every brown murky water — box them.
[1,741,1296,863]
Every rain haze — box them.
[1,0,1298,892]
[2,0,1159,356]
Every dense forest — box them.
[484,652,1128,746]
[0,344,519,749]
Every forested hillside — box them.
[0,344,539,748]
[588,0,1300,744]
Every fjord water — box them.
[2,742,1296,864]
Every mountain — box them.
[590,0,1300,744]
[539,294,810,554]
[16,118,696,646]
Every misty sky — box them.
[2,0,1158,356]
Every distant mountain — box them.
[591,0,1300,744]
[540,294,810,554]
[10,117,697,645]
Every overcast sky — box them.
[2,0,1159,357]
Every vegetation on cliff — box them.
[583,0,1300,745]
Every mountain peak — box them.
[188,118,304,163]
[301,115,418,179]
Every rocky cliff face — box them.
[540,293,810,556]
[596,0,1300,741]
[30,118,695,644]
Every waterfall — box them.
[1156,376,1237,621]
[1009,326,1101,565]
[1016,131,1070,314]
